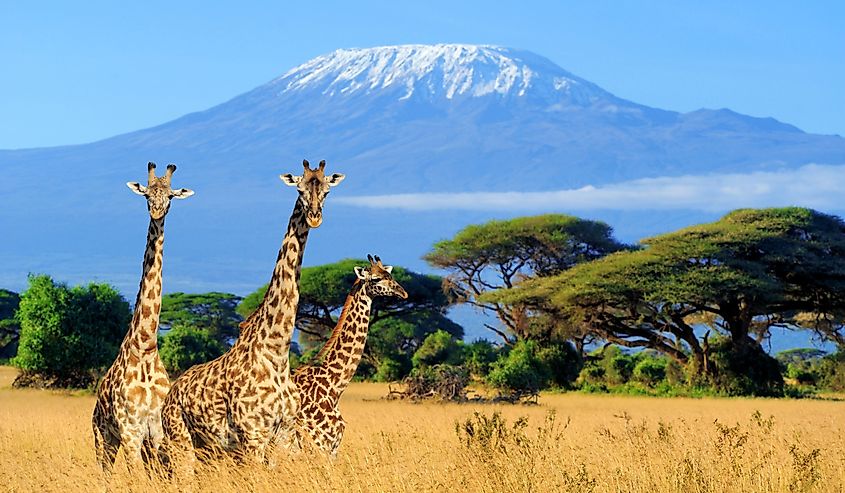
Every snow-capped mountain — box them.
[275,44,612,105]
[2,44,844,323]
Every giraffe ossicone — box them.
[92,162,193,481]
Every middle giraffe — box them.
[161,160,344,466]
[288,255,407,458]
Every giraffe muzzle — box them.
[306,211,323,228]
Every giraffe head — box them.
[126,162,194,219]
[280,159,345,228]
[354,255,409,300]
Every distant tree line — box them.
[1,207,843,397]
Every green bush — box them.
[0,289,20,359]
[12,275,129,387]
[462,339,500,377]
[704,337,784,397]
[536,342,582,388]
[412,329,463,368]
[633,357,667,387]
[375,355,411,382]
[487,340,547,396]
[578,346,638,387]
[159,325,225,375]
[785,363,818,385]
[817,351,845,391]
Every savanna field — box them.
[1,367,842,493]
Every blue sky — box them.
[1,1,842,149]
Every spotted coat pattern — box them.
[290,256,407,457]
[92,163,193,479]
[161,161,344,466]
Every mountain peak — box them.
[272,44,611,104]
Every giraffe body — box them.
[291,255,407,457]
[161,160,344,466]
[92,163,193,479]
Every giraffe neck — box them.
[241,199,310,368]
[316,281,373,400]
[124,216,165,355]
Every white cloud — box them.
[337,164,845,212]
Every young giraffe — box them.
[289,255,407,457]
[92,162,194,479]
[161,160,344,467]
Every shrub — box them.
[462,339,500,378]
[12,275,129,387]
[159,325,225,375]
[374,355,411,382]
[578,346,637,388]
[536,342,582,388]
[704,337,784,396]
[486,340,549,397]
[412,329,463,368]
[633,357,667,387]
[817,351,845,391]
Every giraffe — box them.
[161,160,344,468]
[92,162,194,479]
[289,255,407,458]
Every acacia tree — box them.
[160,292,243,346]
[424,214,629,344]
[486,208,845,390]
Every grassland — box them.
[0,366,843,492]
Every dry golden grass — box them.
[1,365,843,492]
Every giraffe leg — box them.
[161,402,197,483]
[140,414,168,478]
[329,419,346,460]
[92,406,120,482]
[119,431,146,477]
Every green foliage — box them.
[486,340,581,395]
[633,357,668,387]
[487,340,547,395]
[703,337,784,397]
[425,214,629,341]
[159,325,225,375]
[816,351,845,391]
[486,207,845,395]
[462,339,500,377]
[536,342,583,387]
[0,289,21,359]
[160,292,243,346]
[374,355,411,382]
[12,274,130,385]
[412,329,463,368]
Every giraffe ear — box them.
[127,182,147,196]
[353,266,368,280]
[172,188,195,199]
[383,265,393,274]
[280,174,302,187]
[327,173,345,187]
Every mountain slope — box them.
[2,44,844,311]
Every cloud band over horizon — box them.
[337,164,845,213]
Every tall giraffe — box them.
[161,160,344,467]
[289,255,407,457]
[92,162,194,479]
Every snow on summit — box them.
[274,44,610,104]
